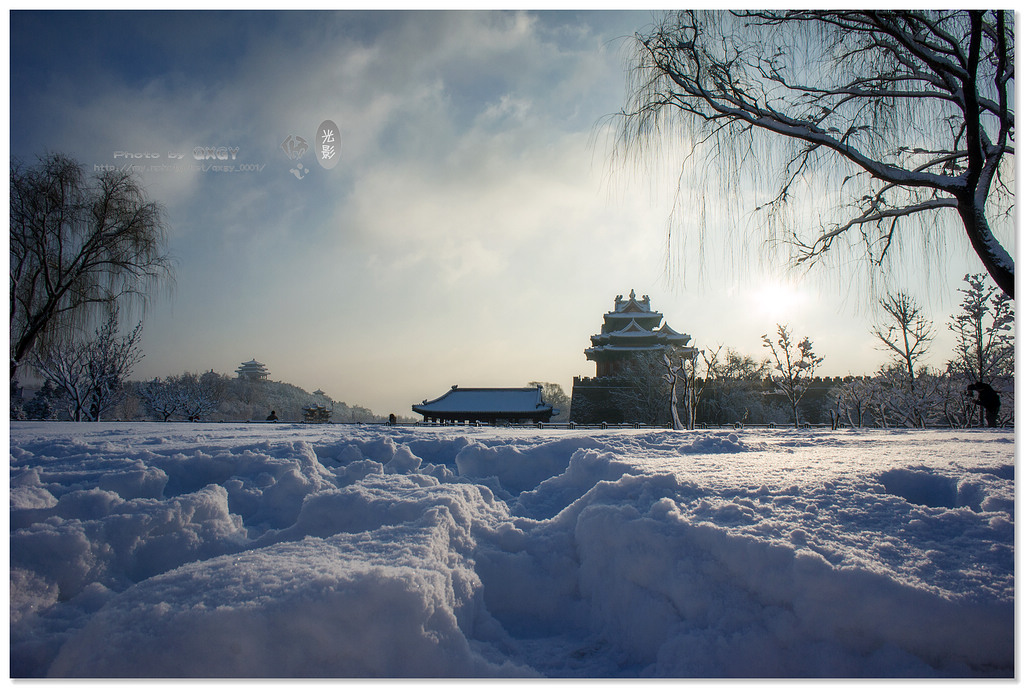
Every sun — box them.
[750,280,809,321]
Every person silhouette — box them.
[967,382,1000,427]
[266,410,279,422]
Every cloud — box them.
[21,10,939,415]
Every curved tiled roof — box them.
[585,291,695,363]
[412,385,554,420]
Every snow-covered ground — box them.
[9,422,1014,678]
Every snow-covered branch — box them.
[621,9,1015,297]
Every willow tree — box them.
[10,154,173,380]
[621,10,1014,298]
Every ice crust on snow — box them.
[9,422,1015,678]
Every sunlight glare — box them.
[751,280,809,321]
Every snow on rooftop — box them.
[414,386,550,414]
[614,320,650,335]
[9,422,1014,678]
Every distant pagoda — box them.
[235,359,269,381]
[584,290,695,377]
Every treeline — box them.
[586,274,1014,429]
[590,353,1013,430]
[8,155,399,426]
[697,370,1011,429]
[19,370,398,424]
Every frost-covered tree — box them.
[138,372,220,421]
[934,367,978,428]
[823,385,845,430]
[872,291,934,426]
[663,346,720,430]
[948,273,1014,384]
[528,381,572,420]
[874,364,942,428]
[138,377,182,421]
[10,154,172,381]
[32,340,92,421]
[827,377,875,428]
[762,325,824,427]
[23,379,68,421]
[663,355,685,430]
[32,309,143,421]
[696,349,774,425]
[86,314,144,421]
[946,273,1014,426]
[612,351,672,425]
[177,372,221,420]
[621,10,1015,297]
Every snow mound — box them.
[49,509,533,678]
[877,466,1015,513]
[9,423,1015,678]
[573,498,1010,677]
[514,449,637,519]
[679,431,750,453]
[454,435,602,494]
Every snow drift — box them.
[9,423,1014,677]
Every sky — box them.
[8,10,1011,417]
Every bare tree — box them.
[696,349,773,425]
[874,363,942,428]
[612,351,672,425]
[138,377,183,421]
[762,324,824,427]
[828,377,874,428]
[872,291,934,425]
[10,153,172,380]
[32,309,143,421]
[663,346,721,430]
[621,10,1015,297]
[528,381,572,420]
[873,293,934,378]
[177,371,221,421]
[948,273,1014,384]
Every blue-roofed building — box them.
[412,385,557,425]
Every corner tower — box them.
[570,290,697,424]
[585,290,695,376]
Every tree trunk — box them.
[958,201,1015,299]
[668,377,683,430]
